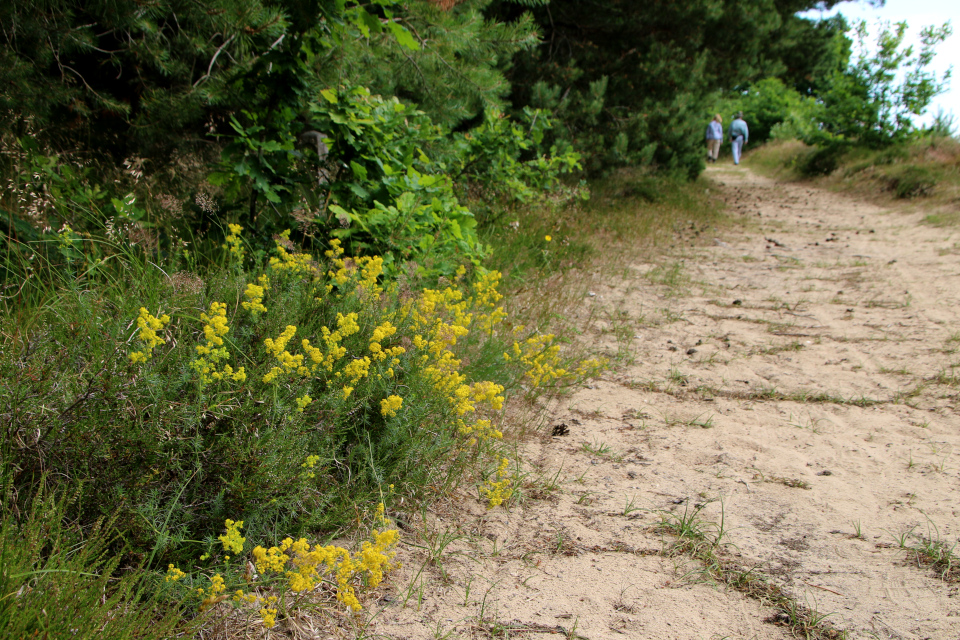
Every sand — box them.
[368,166,960,640]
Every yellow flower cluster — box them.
[301,454,320,478]
[57,224,78,251]
[369,321,405,363]
[295,395,312,412]
[198,573,227,612]
[342,356,371,385]
[262,325,304,383]
[575,357,607,378]
[380,394,403,417]
[242,274,270,315]
[479,458,514,508]
[229,591,278,627]
[325,238,349,291]
[165,564,186,582]
[260,602,278,628]
[270,230,316,277]
[323,239,384,298]
[223,223,245,262]
[402,281,509,449]
[356,254,384,297]
[459,418,503,446]
[129,307,171,364]
[191,302,246,385]
[503,333,567,386]
[218,519,245,554]
[472,270,508,333]
[314,312,360,372]
[247,508,399,613]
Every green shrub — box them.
[887,166,937,198]
[737,78,818,145]
[800,143,847,177]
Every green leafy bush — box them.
[721,78,818,145]
[307,87,485,272]
[810,20,952,148]
[447,106,585,223]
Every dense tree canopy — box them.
[487,0,852,175]
[2,0,948,263]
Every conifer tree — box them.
[487,0,852,175]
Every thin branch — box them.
[193,34,236,87]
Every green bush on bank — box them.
[747,136,960,207]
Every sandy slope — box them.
[370,166,960,640]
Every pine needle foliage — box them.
[336,0,542,128]
[487,0,854,176]
[0,485,180,640]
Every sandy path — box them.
[372,167,960,640]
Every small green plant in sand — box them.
[893,519,960,582]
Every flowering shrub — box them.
[222,224,245,262]
[480,457,514,509]
[8,225,603,580]
[190,302,246,385]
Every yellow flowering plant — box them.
[29,223,605,610]
[169,511,400,628]
[129,307,171,364]
[223,223,246,263]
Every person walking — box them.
[705,114,723,163]
[729,111,749,165]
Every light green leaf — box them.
[350,161,368,181]
[386,21,420,51]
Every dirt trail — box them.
[373,167,960,640]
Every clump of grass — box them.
[893,522,960,582]
[654,499,846,639]
[766,476,811,490]
[654,500,728,556]
[748,136,960,223]
[887,165,937,198]
[484,169,729,286]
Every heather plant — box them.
[0,484,180,640]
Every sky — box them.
[800,0,957,127]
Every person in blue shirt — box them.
[705,114,723,163]
[729,112,749,165]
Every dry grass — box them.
[746,137,960,225]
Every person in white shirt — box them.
[729,111,749,165]
[705,114,723,163]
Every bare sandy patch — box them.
[366,167,960,640]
